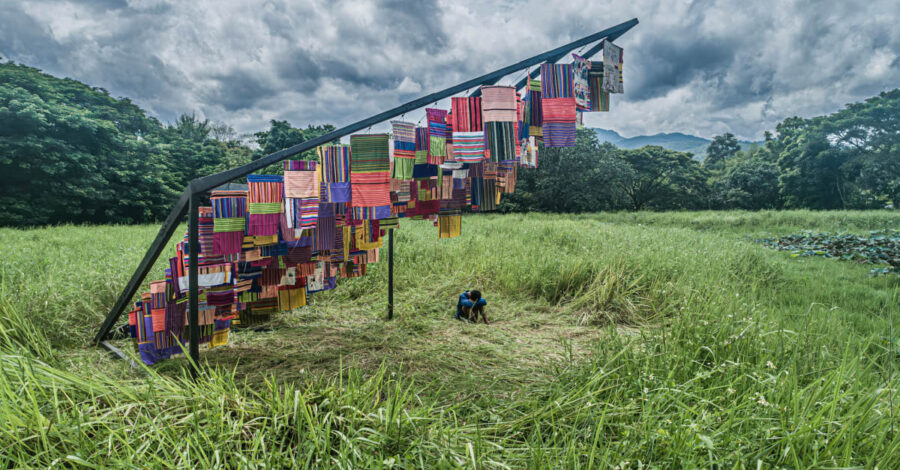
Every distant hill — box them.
[592,128,759,160]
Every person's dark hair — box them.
[469,290,482,301]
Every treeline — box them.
[1,61,897,226]
[506,89,900,212]
[0,62,331,226]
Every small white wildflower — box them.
[727,388,735,394]
[766,361,777,369]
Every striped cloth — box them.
[588,66,610,112]
[350,134,391,219]
[541,63,574,98]
[391,120,416,180]
[318,145,351,203]
[210,189,247,255]
[451,97,483,131]
[485,121,516,162]
[602,40,624,93]
[572,53,592,110]
[247,174,283,236]
[426,108,447,164]
[481,85,517,122]
[284,160,317,171]
[414,127,429,164]
[438,213,462,238]
[284,170,319,198]
[451,131,485,162]
[542,97,577,147]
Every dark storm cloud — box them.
[0,0,897,139]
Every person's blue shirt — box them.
[456,291,486,319]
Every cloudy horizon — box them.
[1,0,897,141]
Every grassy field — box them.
[1,210,899,467]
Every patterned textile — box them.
[541,63,574,98]
[318,145,351,203]
[572,53,591,110]
[485,121,517,162]
[588,66,610,112]
[480,86,517,122]
[426,108,448,164]
[247,174,284,236]
[520,136,538,168]
[602,40,624,93]
[451,97,483,132]
[542,97,577,147]
[284,160,317,171]
[438,213,462,238]
[528,79,544,127]
[211,190,247,255]
[284,170,319,198]
[392,120,416,180]
[414,127,429,164]
[350,134,391,219]
[451,131,485,162]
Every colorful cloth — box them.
[480,85,517,122]
[392,120,416,180]
[541,63,574,99]
[350,134,391,219]
[247,174,283,236]
[451,97,483,132]
[572,53,591,110]
[319,145,351,203]
[414,127,428,164]
[451,131,485,162]
[211,189,247,255]
[602,41,624,94]
[485,121,517,162]
[588,66,610,112]
[542,97,577,147]
[438,213,461,238]
[426,108,448,164]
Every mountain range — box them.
[592,128,760,160]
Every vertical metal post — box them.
[387,228,394,320]
[188,190,201,378]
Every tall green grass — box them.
[1,210,899,467]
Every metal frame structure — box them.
[94,18,639,375]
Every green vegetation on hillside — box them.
[1,211,899,467]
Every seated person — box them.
[455,289,488,324]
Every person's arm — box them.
[476,298,486,306]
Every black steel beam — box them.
[188,190,200,378]
[93,188,190,344]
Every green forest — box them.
[1,61,898,226]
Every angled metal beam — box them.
[93,188,190,344]
[93,17,639,345]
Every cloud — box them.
[0,0,897,140]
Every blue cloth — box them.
[455,291,487,319]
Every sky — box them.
[1,0,897,141]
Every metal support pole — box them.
[387,228,394,320]
[188,190,201,378]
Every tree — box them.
[504,129,626,212]
[704,133,740,170]
[713,153,781,209]
[616,146,710,210]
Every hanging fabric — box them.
[350,134,391,220]
[602,40,624,94]
[391,121,416,180]
[572,53,592,110]
[247,175,283,236]
[426,108,448,165]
